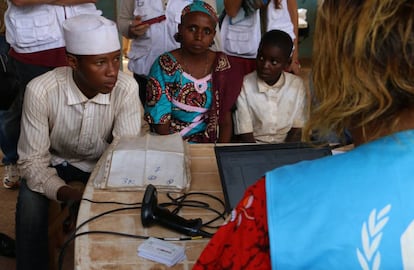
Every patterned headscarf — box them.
[181,1,218,23]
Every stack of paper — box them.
[137,237,187,267]
[93,133,191,192]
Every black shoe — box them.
[0,233,16,258]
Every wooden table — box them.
[74,144,224,270]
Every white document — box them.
[94,133,190,191]
[144,149,185,187]
[107,149,146,187]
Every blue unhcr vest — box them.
[266,130,414,270]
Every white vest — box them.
[220,9,261,58]
[266,0,294,40]
[5,2,101,53]
[221,0,294,59]
[128,0,193,76]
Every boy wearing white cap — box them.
[15,14,144,270]
[2,0,101,189]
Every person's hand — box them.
[128,16,150,38]
[57,185,83,202]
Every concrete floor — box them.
[0,161,17,270]
[0,158,74,270]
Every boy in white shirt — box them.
[233,29,307,143]
[15,14,144,269]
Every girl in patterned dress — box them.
[145,1,232,143]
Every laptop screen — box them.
[214,143,332,213]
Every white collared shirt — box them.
[233,71,307,143]
[18,66,144,200]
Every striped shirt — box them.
[18,66,144,200]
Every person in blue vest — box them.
[194,0,414,269]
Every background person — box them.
[194,0,414,268]
[1,0,101,189]
[217,0,300,142]
[118,0,221,106]
[0,0,17,262]
[15,14,144,269]
[0,0,18,189]
[144,1,232,143]
[222,0,300,74]
[233,29,306,143]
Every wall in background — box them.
[298,0,318,59]
[97,1,117,21]
[216,0,224,14]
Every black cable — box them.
[82,197,142,206]
[58,230,210,270]
[75,205,141,234]
[160,191,227,228]
[58,230,149,270]
[59,205,141,270]
[160,201,225,228]
[59,192,226,269]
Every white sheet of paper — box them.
[145,150,185,187]
[107,149,146,187]
[103,133,188,190]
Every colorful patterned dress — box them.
[193,178,271,269]
[145,51,230,143]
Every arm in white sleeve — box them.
[291,77,308,128]
[17,82,67,201]
[112,75,144,137]
[233,83,254,135]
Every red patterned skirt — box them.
[193,177,270,269]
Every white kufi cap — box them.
[63,14,120,55]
